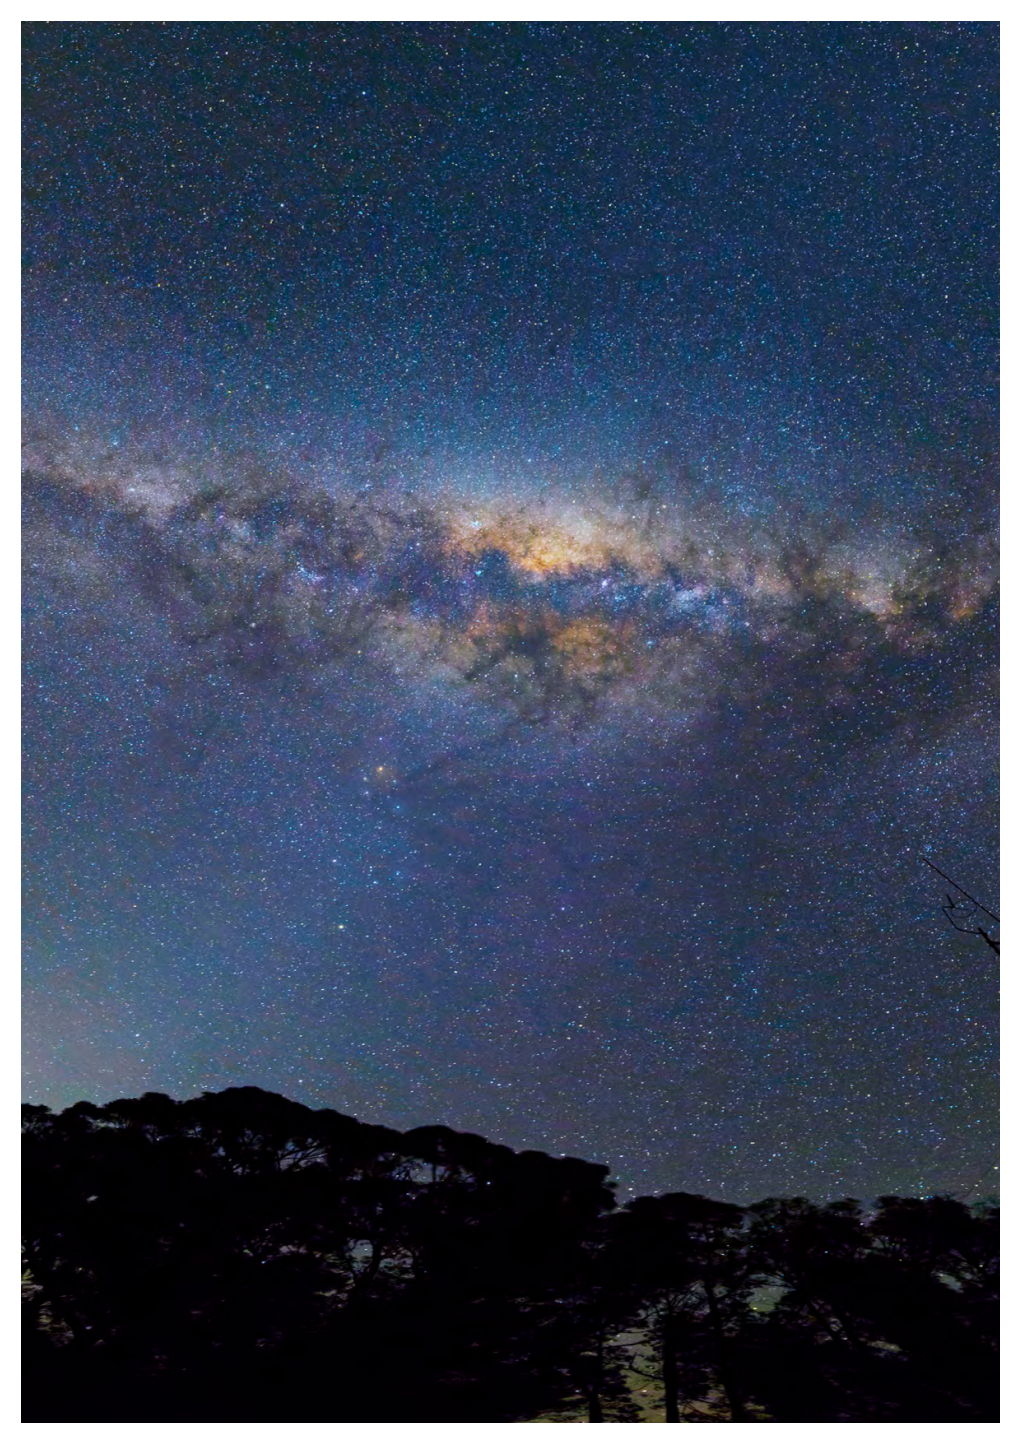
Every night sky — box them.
[22,22,998,1202]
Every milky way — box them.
[23,21,998,1201]
[22,436,995,738]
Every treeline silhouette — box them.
[23,1086,998,1423]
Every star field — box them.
[22,22,998,1201]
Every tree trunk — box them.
[587,1332,605,1421]
[662,1316,681,1422]
[703,1278,748,1422]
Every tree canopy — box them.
[23,1087,997,1423]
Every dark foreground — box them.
[23,1087,998,1422]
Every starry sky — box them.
[22,21,998,1202]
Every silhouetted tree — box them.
[741,1194,999,1421]
[620,1193,754,1421]
[22,1089,997,1423]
